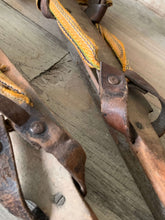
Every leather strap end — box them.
[37,0,54,19]
[85,1,112,23]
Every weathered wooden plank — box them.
[1,0,165,219]
[138,0,165,16]
[2,0,62,40]
[0,1,67,80]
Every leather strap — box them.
[0,115,48,220]
[0,94,30,126]
[85,0,112,23]
[0,49,86,196]
[99,62,165,209]
[125,70,165,137]
[37,0,54,18]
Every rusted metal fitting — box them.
[99,62,129,136]
[0,49,87,196]
[85,0,112,23]
[37,0,54,19]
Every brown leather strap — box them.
[125,70,165,137]
[37,0,54,18]
[0,94,30,126]
[0,115,48,220]
[0,49,87,196]
[14,105,87,195]
[85,0,112,23]
[99,62,165,212]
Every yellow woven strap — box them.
[48,0,130,72]
[49,0,100,69]
[96,24,132,71]
[0,65,32,106]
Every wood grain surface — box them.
[0,0,165,219]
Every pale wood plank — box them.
[2,0,62,40]
[138,0,165,16]
[0,1,67,81]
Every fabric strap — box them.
[48,0,131,71]
[0,66,32,106]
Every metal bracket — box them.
[99,62,129,136]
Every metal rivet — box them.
[53,193,65,206]
[30,121,45,135]
[136,122,143,130]
[108,76,120,85]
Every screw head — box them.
[108,76,120,85]
[53,193,65,206]
[30,121,45,135]
[136,122,143,130]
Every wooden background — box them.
[139,0,165,16]
[0,0,165,219]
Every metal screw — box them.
[25,200,37,212]
[108,76,120,85]
[30,121,45,135]
[136,122,143,130]
[53,193,65,206]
